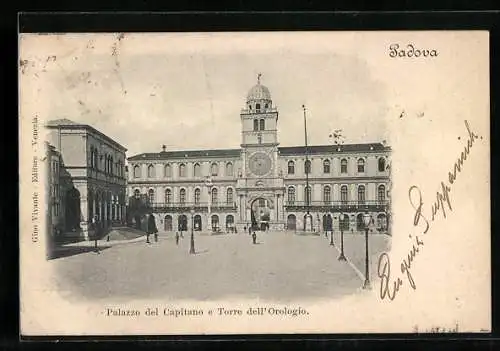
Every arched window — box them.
[194,163,201,177]
[358,185,366,204]
[357,158,365,173]
[288,161,295,174]
[133,165,141,178]
[165,189,172,204]
[253,119,259,131]
[378,157,386,172]
[287,187,296,204]
[211,188,218,204]
[147,164,155,178]
[265,103,269,109]
[323,185,331,204]
[164,164,172,178]
[179,188,186,204]
[323,159,331,173]
[226,162,233,177]
[378,185,386,202]
[341,185,348,204]
[179,163,186,177]
[256,103,261,111]
[259,119,265,131]
[110,156,114,174]
[341,159,348,174]
[211,163,219,176]
[305,186,312,204]
[133,189,140,199]
[305,160,311,174]
[226,188,233,204]
[194,188,201,204]
[148,189,155,204]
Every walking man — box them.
[147,213,157,244]
[252,231,257,244]
[175,231,180,246]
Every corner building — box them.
[46,119,128,240]
[127,79,391,233]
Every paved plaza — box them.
[51,230,390,302]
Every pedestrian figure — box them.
[147,213,157,244]
[252,231,257,244]
[180,230,184,238]
[175,232,180,245]
[91,215,101,254]
[248,226,252,236]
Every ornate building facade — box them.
[45,119,128,239]
[127,79,391,233]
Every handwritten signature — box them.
[378,120,480,301]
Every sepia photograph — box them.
[19,31,490,335]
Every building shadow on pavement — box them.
[48,245,111,260]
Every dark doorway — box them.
[323,214,333,232]
[65,187,81,231]
[356,213,364,231]
[194,214,202,231]
[164,215,172,231]
[178,215,188,231]
[340,215,350,231]
[287,214,296,230]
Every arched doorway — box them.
[287,214,296,230]
[226,214,234,231]
[323,214,333,232]
[377,213,387,232]
[194,214,202,231]
[211,214,219,231]
[164,215,172,231]
[356,213,365,231]
[178,215,187,231]
[303,213,313,231]
[250,197,272,231]
[65,187,81,231]
[340,215,350,231]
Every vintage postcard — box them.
[19,31,490,335]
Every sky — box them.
[21,32,395,158]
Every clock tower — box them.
[237,74,285,230]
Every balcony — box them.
[284,200,390,212]
[150,202,237,213]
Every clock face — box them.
[249,152,272,176]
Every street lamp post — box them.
[189,208,196,254]
[338,213,346,261]
[362,211,372,289]
[329,213,334,246]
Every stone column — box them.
[79,187,89,240]
[104,200,108,227]
[92,196,96,220]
